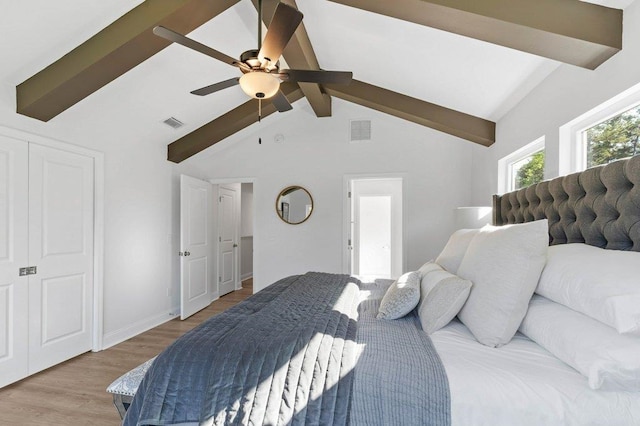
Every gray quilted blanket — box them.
[123,273,450,426]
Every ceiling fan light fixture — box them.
[239,72,280,99]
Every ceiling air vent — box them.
[163,117,184,129]
[350,120,371,142]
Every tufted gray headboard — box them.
[492,155,640,251]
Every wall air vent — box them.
[163,117,184,129]
[350,120,371,142]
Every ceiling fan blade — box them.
[258,3,303,63]
[153,26,246,69]
[271,90,293,112]
[190,78,239,96]
[279,69,353,85]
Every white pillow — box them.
[377,271,421,320]
[520,295,640,391]
[537,243,640,336]
[457,219,549,347]
[417,264,472,335]
[435,229,479,274]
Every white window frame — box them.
[497,137,545,194]
[559,81,640,175]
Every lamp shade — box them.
[454,207,492,229]
[239,72,280,99]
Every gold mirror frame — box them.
[276,186,313,225]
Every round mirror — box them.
[276,186,313,225]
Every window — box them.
[510,150,545,190]
[583,104,640,168]
[560,81,640,175]
[498,138,545,194]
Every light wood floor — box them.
[0,279,253,425]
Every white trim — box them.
[241,272,253,280]
[0,125,105,351]
[211,183,220,302]
[497,137,545,194]
[560,80,640,175]
[342,173,408,277]
[101,311,175,350]
[208,177,256,185]
[92,152,105,351]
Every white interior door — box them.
[350,178,403,280]
[180,175,213,320]
[218,185,239,296]
[28,144,94,374]
[0,136,29,388]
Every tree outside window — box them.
[511,150,545,190]
[585,105,640,168]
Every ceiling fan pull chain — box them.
[258,98,262,122]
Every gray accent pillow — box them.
[435,229,480,274]
[377,271,421,320]
[417,264,472,334]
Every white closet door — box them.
[0,136,28,388]
[27,145,94,374]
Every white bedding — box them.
[431,320,640,426]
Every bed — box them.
[116,155,640,425]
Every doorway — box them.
[345,177,404,280]
[217,184,240,297]
[178,177,254,320]
[209,178,254,296]
[215,181,253,295]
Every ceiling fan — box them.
[153,1,353,117]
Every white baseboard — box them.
[241,273,253,281]
[101,310,176,350]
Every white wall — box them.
[177,99,475,292]
[471,1,640,205]
[241,183,254,237]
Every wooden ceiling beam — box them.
[167,83,304,163]
[325,80,495,147]
[252,0,332,117]
[17,0,239,122]
[328,0,622,70]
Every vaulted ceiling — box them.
[4,0,631,162]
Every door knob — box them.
[233,244,238,248]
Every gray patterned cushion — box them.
[106,357,156,397]
[377,271,421,320]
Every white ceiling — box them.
[0,0,634,149]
